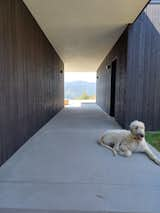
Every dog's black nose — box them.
[140,134,144,138]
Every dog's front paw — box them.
[153,158,160,166]
[156,159,160,166]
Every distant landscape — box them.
[65,81,96,100]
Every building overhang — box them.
[23,0,149,72]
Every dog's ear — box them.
[129,120,137,131]
[129,120,139,132]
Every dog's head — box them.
[130,120,145,140]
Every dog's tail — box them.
[97,136,117,156]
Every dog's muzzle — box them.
[137,133,144,139]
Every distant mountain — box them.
[65,81,96,99]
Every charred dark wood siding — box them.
[0,0,64,165]
[97,3,160,130]
[96,28,128,127]
[126,4,160,130]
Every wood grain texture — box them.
[0,0,64,165]
[126,4,160,130]
[97,3,160,130]
[96,28,128,127]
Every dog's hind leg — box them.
[101,143,117,156]
[97,136,104,145]
[97,137,117,156]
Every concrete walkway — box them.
[0,104,160,213]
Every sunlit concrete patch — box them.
[0,104,159,213]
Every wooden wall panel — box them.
[97,3,160,130]
[96,28,128,127]
[0,0,64,165]
[126,4,160,130]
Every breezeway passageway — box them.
[0,104,160,213]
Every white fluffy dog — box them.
[98,120,160,165]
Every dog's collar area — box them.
[130,135,142,143]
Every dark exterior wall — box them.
[96,28,128,127]
[96,58,108,112]
[126,4,160,130]
[97,3,160,131]
[0,0,64,165]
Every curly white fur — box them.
[98,120,160,166]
